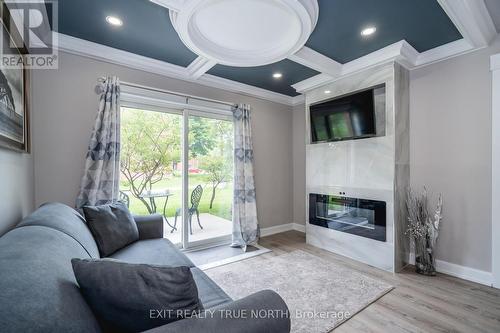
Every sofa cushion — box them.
[72,259,203,332]
[0,226,101,333]
[190,268,232,309]
[83,202,139,257]
[18,202,100,258]
[108,238,195,267]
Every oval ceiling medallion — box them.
[170,0,319,67]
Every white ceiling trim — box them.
[287,46,341,76]
[292,38,480,93]
[293,40,416,92]
[437,0,496,47]
[186,56,217,79]
[55,33,297,106]
[341,40,416,75]
[291,73,333,94]
[149,0,183,12]
[291,94,305,106]
[196,72,295,106]
[415,38,474,67]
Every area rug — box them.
[204,250,393,333]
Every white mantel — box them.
[304,62,410,272]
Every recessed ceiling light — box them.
[273,72,283,79]
[324,90,331,94]
[361,26,376,37]
[106,16,123,27]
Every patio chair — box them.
[119,191,130,208]
[174,185,204,235]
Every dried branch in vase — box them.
[406,187,443,276]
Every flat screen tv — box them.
[310,87,378,143]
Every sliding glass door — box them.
[186,112,233,247]
[120,106,233,249]
[120,106,184,245]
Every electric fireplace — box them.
[309,193,386,242]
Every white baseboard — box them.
[260,223,306,237]
[436,260,493,287]
[292,223,306,233]
[407,253,493,287]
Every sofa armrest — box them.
[144,290,290,333]
[133,214,164,240]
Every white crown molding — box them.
[57,33,188,78]
[196,72,296,106]
[415,38,475,67]
[291,94,305,106]
[437,0,497,47]
[293,37,480,93]
[292,73,333,93]
[186,56,217,79]
[55,33,297,106]
[149,0,183,12]
[292,41,414,92]
[288,46,341,76]
[341,40,414,75]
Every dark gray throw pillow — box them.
[72,259,203,333]
[83,202,139,256]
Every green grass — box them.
[121,174,233,220]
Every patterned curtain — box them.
[232,104,260,249]
[76,77,121,209]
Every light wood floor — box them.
[258,231,500,333]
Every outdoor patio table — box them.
[139,190,177,232]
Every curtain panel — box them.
[232,104,260,249]
[76,76,121,209]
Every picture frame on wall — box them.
[0,3,30,153]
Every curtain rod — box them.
[97,77,238,108]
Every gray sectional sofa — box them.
[0,203,290,333]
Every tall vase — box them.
[414,236,436,276]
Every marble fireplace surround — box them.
[304,62,410,272]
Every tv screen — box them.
[310,88,377,143]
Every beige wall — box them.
[292,103,306,225]
[409,39,500,272]
[0,149,34,235]
[31,51,293,229]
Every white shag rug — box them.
[204,250,393,333]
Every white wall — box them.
[31,51,293,229]
[0,149,34,235]
[410,38,500,272]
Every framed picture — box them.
[0,4,30,153]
